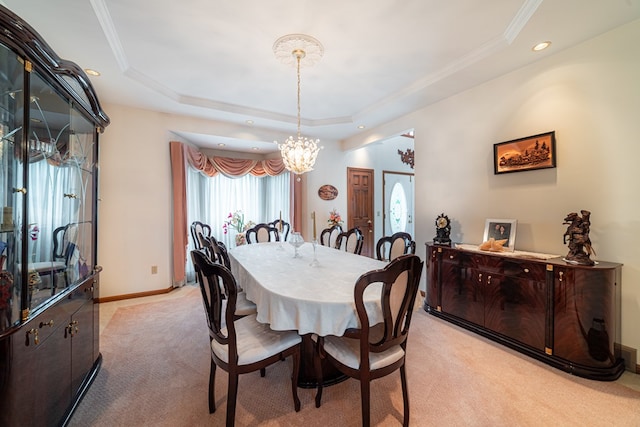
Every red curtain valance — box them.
[183,143,286,177]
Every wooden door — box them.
[347,167,374,257]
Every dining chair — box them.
[320,224,342,248]
[375,232,416,262]
[335,227,364,255]
[199,237,257,318]
[191,250,302,426]
[28,223,75,291]
[245,223,280,244]
[190,221,212,250]
[314,254,423,427]
[268,219,290,241]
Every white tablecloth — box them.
[229,242,388,336]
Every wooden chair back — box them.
[320,224,342,248]
[375,232,416,261]
[245,223,280,244]
[354,254,423,354]
[201,235,231,269]
[268,219,290,241]
[190,221,211,250]
[191,250,238,355]
[335,227,364,255]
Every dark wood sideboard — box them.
[424,242,624,380]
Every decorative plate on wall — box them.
[318,184,338,200]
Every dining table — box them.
[228,241,389,387]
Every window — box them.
[185,168,290,280]
[389,182,408,233]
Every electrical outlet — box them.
[151,265,158,275]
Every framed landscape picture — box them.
[494,131,556,174]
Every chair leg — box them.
[291,348,301,412]
[226,373,239,427]
[400,365,409,427]
[360,380,371,427]
[209,359,216,414]
[314,340,324,408]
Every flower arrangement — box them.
[223,210,255,246]
[328,208,343,227]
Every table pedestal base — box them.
[297,334,348,389]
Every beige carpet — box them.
[69,286,640,426]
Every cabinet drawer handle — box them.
[27,328,39,345]
[39,320,54,328]
[523,268,529,273]
[13,187,26,194]
[67,320,79,336]
[559,271,563,282]
[449,255,454,259]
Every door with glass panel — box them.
[383,171,414,238]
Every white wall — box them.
[98,107,174,297]
[304,135,413,245]
[303,139,346,240]
[345,19,640,361]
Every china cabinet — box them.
[0,5,109,426]
[425,243,624,380]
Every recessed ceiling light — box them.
[358,125,366,129]
[218,143,226,147]
[532,41,551,52]
[85,68,100,76]
[246,120,254,125]
[252,147,259,151]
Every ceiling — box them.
[3,0,639,153]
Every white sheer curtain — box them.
[185,168,290,282]
[27,159,78,263]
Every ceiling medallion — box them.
[273,34,324,177]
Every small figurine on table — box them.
[434,213,451,245]
[563,209,595,265]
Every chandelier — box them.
[273,34,323,176]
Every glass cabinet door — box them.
[25,71,97,312]
[25,70,71,310]
[0,44,24,331]
[66,108,97,286]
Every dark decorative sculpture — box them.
[563,210,595,265]
[397,148,414,169]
